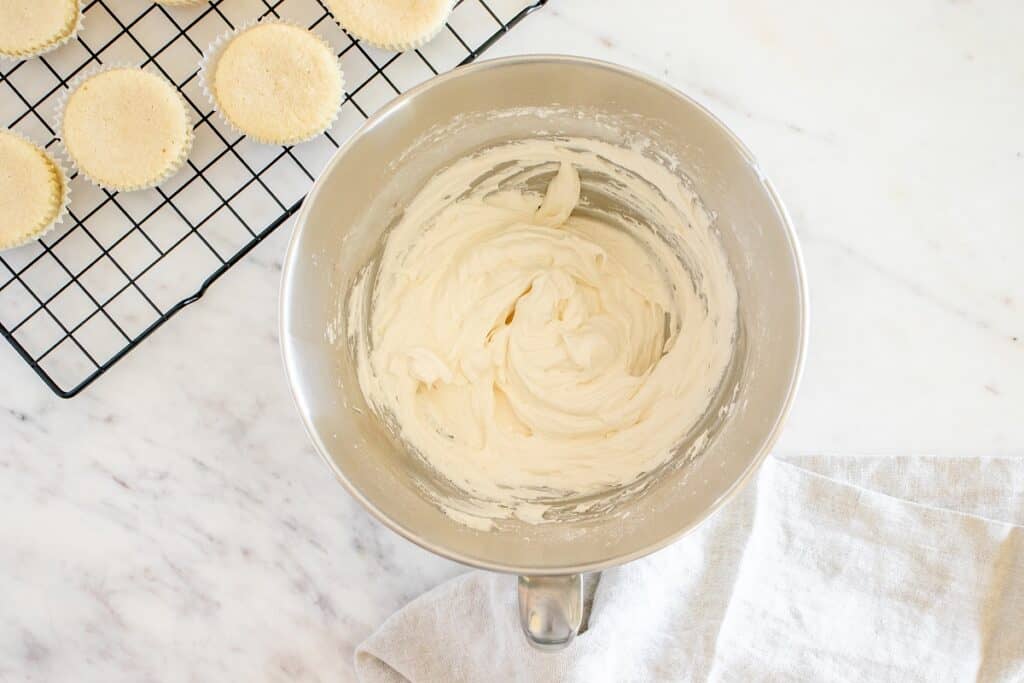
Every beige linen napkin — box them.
[355,455,1024,682]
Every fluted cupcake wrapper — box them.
[0,131,72,252]
[53,63,195,193]
[199,18,345,146]
[327,0,454,52]
[0,0,84,61]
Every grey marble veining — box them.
[2,1,1023,680]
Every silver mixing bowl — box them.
[280,55,808,649]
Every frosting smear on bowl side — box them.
[350,137,738,528]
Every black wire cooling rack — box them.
[0,0,547,398]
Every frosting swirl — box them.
[351,137,737,526]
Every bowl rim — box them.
[279,54,810,576]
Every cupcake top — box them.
[205,22,344,145]
[325,0,452,51]
[0,131,67,251]
[60,67,193,191]
[0,0,80,59]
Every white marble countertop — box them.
[2,0,1022,679]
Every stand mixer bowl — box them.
[280,55,807,649]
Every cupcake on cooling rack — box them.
[0,0,82,59]
[325,0,453,51]
[0,130,69,251]
[201,21,345,146]
[57,65,193,192]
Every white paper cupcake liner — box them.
[0,131,72,252]
[0,0,84,61]
[327,0,454,52]
[53,63,194,193]
[199,19,345,146]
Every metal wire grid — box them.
[0,0,547,398]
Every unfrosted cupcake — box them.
[202,22,344,145]
[325,0,453,51]
[58,66,193,192]
[0,0,81,59]
[0,130,69,251]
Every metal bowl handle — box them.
[517,574,583,651]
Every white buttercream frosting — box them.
[350,137,737,527]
